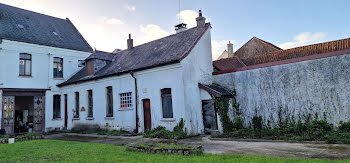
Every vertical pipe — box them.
[130,72,138,133]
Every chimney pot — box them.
[127,34,133,49]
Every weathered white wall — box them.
[214,54,350,127]
[59,64,186,132]
[0,39,91,131]
[181,29,213,134]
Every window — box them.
[53,95,61,119]
[53,57,63,78]
[87,90,93,117]
[106,86,113,117]
[74,92,79,118]
[119,92,132,109]
[78,60,85,67]
[161,88,173,118]
[19,53,31,76]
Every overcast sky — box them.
[2,0,350,60]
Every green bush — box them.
[233,117,244,130]
[143,119,188,139]
[325,132,350,144]
[252,116,263,130]
[338,121,350,133]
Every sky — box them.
[2,0,350,60]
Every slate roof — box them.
[85,50,115,61]
[198,83,233,97]
[58,23,211,86]
[0,3,92,52]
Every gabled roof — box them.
[234,37,281,58]
[85,50,115,61]
[58,23,211,87]
[241,37,350,66]
[0,3,92,52]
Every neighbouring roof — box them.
[58,23,211,86]
[85,50,115,61]
[213,57,245,71]
[198,83,233,97]
[234,37,282,58]
[214,37,350,72]
[0,3,92,52]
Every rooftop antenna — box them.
[178,0,181,22]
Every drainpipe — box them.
[130,72,139,133]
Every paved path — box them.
[46,133,350,160]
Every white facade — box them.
[58,29,214,135]
[0,39,91,131]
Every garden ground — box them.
[0,139,349,163]
[45,133,350,160]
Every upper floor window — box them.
[106,86,113,117]
[19,53,32,76]
[53,95,61,119]
[161,88,173,118]
[78,60,85,67]
[119,92,132,109]
[87,90,93,117]
[53,57,63,78]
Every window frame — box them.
[53,95,61,119]
[74,92,80,118]
[53,57,64,78]
[119,92,133,109]
[19,53,32,76]
[161,88,173,119]
[87,90,93,118]
[106,86,113,117]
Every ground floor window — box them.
[87,90,93,117]
[106,86,113,117]
[75,92,79,118]
[53,95,61,119]
[119,92,132,109]
[161,88,173,118]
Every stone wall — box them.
[214,54,350,127]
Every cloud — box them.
[212,40,233,60]
[102,17,124,25]
[139,24,169,43]
[177,10,198,28]
[127,5,136,11]
[279,32,327,49]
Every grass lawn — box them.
[0,140,348,163]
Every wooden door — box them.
[64,94,68,128]
[143,99,151,131]
[33,96,44,132]
[2,96,15,134]
[202,100,218,134]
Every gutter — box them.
[130,72,139,133]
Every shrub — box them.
[252,116,263,130]
[325,132,350,144]
[144,119,188,139]
[233,117,244,130]
[338,121,350,133]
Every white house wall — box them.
[0,39,91,130]
[180,29,214,134]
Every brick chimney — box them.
[227,41,234,57]
[175,23,187,33]
[127,34,133,49]
[196,10,206,28]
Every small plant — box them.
[252,116,263,130]
[143,119,188,139]
[338,121,350,133]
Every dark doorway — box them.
[64,94,68,128]
[143,99,151,131]
[14,96,34,133]
[202,100,218,134]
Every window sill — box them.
[73,118,80,120]
[18,75,33,78]
[86,117,94,120]
[118,108,133,111]
[52,118,62,121]
[53,77,65,80]
[160,118,176,122]
[105,117,115,120]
